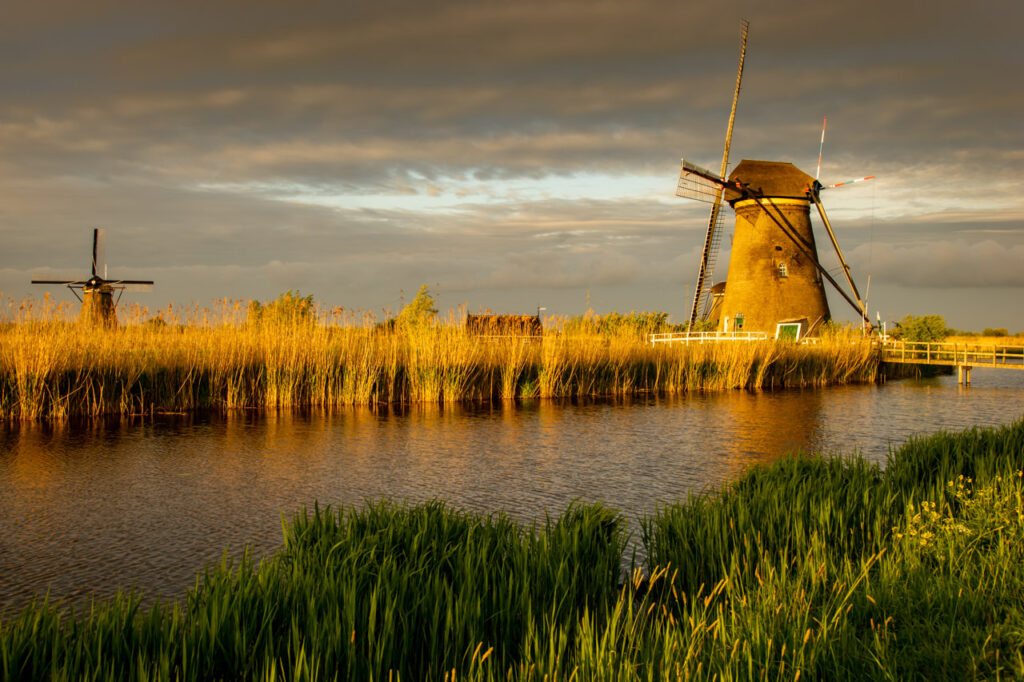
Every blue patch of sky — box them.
[196,171,681,213]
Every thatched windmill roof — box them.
[727,160,815,200]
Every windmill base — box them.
[80,289,117,328]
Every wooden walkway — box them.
[644,334,1021,385]
[879,341,1024,385]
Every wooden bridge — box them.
[879,341,1024,385]
[646,334,1022,386]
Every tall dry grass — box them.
[0,296,879,420]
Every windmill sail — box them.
[676,159,726,201]
[92,228,105,278]
[687,19,748,328]
[31,230,154,298]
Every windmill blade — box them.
[822,175,874,190]
[92,228,106,278]
[807,190,869,323]
[749,192,868,322]
[676,159,726,203]
[108,280,154,292]
[31,278,87,285]
[815,116,827,180]
[686,18,749,328]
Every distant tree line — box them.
[893,314,1020,341]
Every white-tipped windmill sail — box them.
[807,117,875,327]
[683,19,748,328]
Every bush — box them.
[399,285,438,326]
[895,314,947,342]
[247,290,315,326]
[688,318,717,332]
[981,327,1008,337]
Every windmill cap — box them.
[727,160,815,200]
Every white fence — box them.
[648,331,769,345]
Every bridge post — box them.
[957,365,972,386]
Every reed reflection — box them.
[714,390,825,479]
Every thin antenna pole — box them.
[688,19,749,328]
[863,274,871,333]
[815,116,827,180]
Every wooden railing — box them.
[879,341,1024,370]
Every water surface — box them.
[2,370,1023,611]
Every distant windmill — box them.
[678,30,871,339]
[31,229,154,327]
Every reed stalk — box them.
[0,297,881,420]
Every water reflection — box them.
[2,371,1024,611]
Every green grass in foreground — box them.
[3,422,1024,680]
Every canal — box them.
[2,370,1023,611]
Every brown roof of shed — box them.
[727,160,815,200]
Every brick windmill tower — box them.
[718,159,829,334]
[31,229,154,327]
[678,22,869,339]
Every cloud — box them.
[849,239,1024,288]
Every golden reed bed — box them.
[0,297,879,420]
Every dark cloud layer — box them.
[1,1,1022,328]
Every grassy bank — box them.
[0,300,879,419]
[3,420,1023,680]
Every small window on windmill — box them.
[778,263,788,278]
[735,312,745,330]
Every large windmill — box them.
[678,157,872,338]
[679,26,870,340]
[31,229,154,327]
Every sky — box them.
[1,1,1022,329]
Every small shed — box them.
[465,314,543,337]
